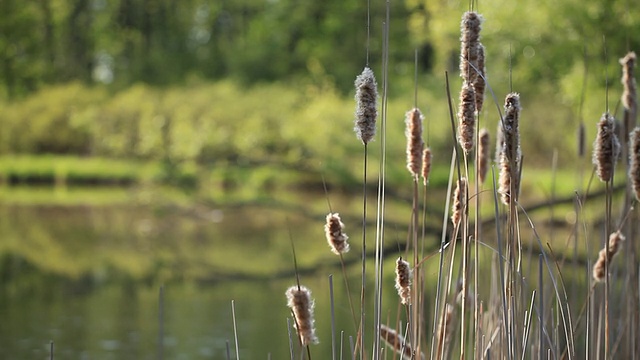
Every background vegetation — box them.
[0,0,638,191]
[1,1,639,358]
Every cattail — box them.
[354,67,378,145]
[421,147,432,186]
[473,43,486,113]
[458,82,476,153]
[395,257,412,305]
[620,52,637,135]
[593,231,626,282]
[459,11,483,83]
[324,213,349,255]
[502,93,521,162]
[478,128,490,184]
[495,120,504,164]
[285,285,319,345]
[592,112,620,182]
[498,93,521,205]
[451,177,468,225]
[630,127,640,200]
[405,108,424,178]
[379,324,423,360]
[498,150,513,205]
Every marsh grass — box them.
[212,4,639,360]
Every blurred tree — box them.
[0,0,44,97]
[0,0,638,97]
[64,0,94,82]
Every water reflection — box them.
[0,186,601,359]
[0,190,395,359]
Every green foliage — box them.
[0,83,104,154]
[409,0,639,82]
[0,73,600,189]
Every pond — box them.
[0,186,437,359]
[0,185,615,359]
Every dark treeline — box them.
[1,0,639,98]
[0,0,425,98]
[0,0,638,172]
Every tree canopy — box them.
[1,0,637,98]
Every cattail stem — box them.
[339,254,359,334]
[436,304,455,359]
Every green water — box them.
[0,187,421,359]
[0,185,604,359]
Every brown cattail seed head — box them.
[473,43,486,113]
[285,285,319,345]
[495,120,504,164]
[593,231,626,282]
[502,93,521,163]
[620,52,637,132]
[405,108,424,178]
[379,324,419,360]
[421,147,432,186]
[354,67,378,144]
[451,177,468,225]
[395,257,412,305]
[458,82,476,153]
[629,127,640,200]
[325,213,349,255]
[460,12,483,83]
[592,112,620,182]
[499,93,521,205]
[478,128,490,184]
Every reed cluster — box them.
[271,6,640,360]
